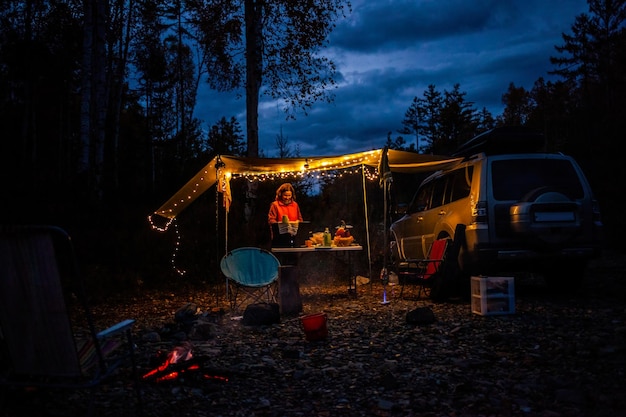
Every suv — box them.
[389,127,603,297]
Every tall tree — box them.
[476,107,496,132]
[399,97,422,151]
[437,83,479,153]
[80,0,108,203]
[0,0,83,212]
[384,131,409,151]
[275,126,294,158]
[418,84,443,153]
[500,82,532,126]
[526,77,577,151]
[401,84,485,155]
[548,0,626,247]
[133,0,205,189]
[186,0,351,157]
[206,116,246,156]
[550,0,626,125]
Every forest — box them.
[0,0,624,294]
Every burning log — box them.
[143,342,229,384]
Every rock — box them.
[406,306,436,325]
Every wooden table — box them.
[271,245,363,314]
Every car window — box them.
[430,177,447,209]
[446,166,473,203]
[491,159,584,200]
[407,182,432,213]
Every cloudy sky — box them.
[194,0,589,157]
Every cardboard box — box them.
[471,276,515,315]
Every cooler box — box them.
[471,276,515,316]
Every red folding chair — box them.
[397,238,448,299]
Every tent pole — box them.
[379,147,392,294]
[216,169,223,306]
[215,156,225,306]
[361,165,373,290]
[383,178,389,271]
[225,211,229,254]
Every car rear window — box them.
[491,159,584,201]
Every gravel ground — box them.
[2,252,625,417]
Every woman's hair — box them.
[275,183,296,201]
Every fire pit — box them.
[143,342,229,384]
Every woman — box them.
[268,183,303,246]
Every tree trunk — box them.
[80,0,107,203]
[105,0,135,194]
[244,0,263,157]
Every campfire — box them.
[143,342,229,384]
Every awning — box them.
[150,148,462,221]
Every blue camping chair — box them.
[220,247,281,313]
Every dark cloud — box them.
[332,0,507,51]
[194,0,589,157]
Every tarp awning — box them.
[150,148,462,220]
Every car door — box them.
[392,176,447,260]
[391,182,431,260]
[417,176,448,256]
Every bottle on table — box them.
[323,227,332,246]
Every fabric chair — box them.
[0,225,141,416]
[397,238,448,299]
[220,247,281,313]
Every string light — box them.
[149,151,383,276]
[148,213,175,231]
[171,219,186,276]
[234,165,379,182]
[152,150,383,221]
[145,215,187,276]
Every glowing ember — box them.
[143,342,229,384]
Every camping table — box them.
[271,245,363,314]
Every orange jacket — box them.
[268,200,303,224]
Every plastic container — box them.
[300,313,328,341]
[471,276,515,315]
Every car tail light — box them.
[472,201,488,223]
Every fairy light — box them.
[146,215,187,276]
[235,164,379,182]
[147,213,175,232]
[149,164,379,235]
[149,169,214,220]
[171,219,186,276]
[150,150,384,276]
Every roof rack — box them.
[452,126,545,157]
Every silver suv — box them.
[389,127,603,297]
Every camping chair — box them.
[220,247,281,313]
[0,225,141,416]
[397,238,448,299]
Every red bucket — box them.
[300,313,328,341]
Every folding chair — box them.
[0,225,141,416]
[220,247,281,313]
[397,238,448,299]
